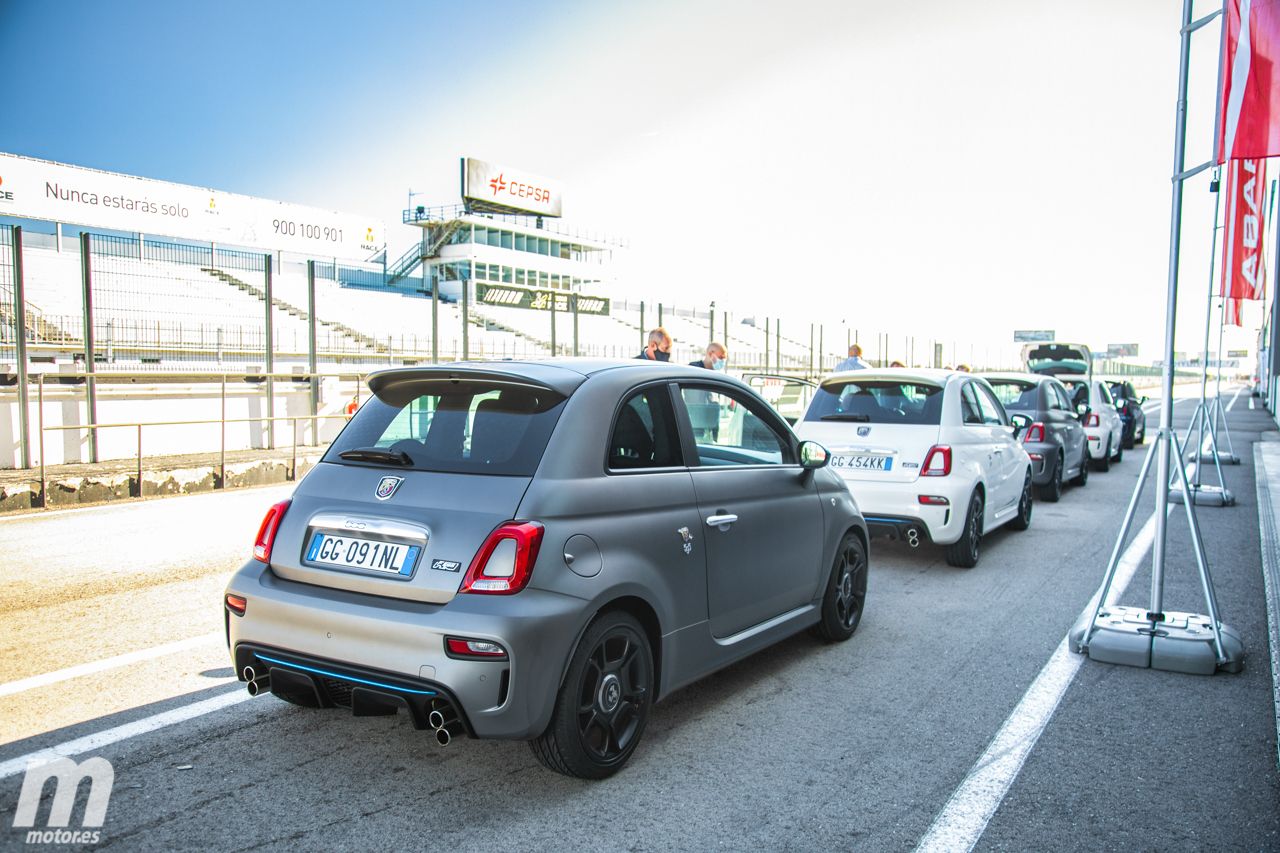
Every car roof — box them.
[982,371,1057,385]
[366,358,729,398]
[821,367,955,387]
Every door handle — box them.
[705,513,738,531]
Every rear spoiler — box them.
[367,366,584,401]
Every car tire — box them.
[1122,425,1136,450]
[1072,448,1089,487]
[1094,438,1112,472]
[1036,453,1063,502]
[1113,437,1123,463]
[1136,421,1146,444]
[528,611,653,780]
[811,533,867,642]
[1008,472,1033,531]
[945,489,983,569]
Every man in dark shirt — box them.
[636,328,673,361]
[689,342,727,371]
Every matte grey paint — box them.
[227,359,866,741]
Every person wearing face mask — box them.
[690,342,727,371]
[636,328,672,361]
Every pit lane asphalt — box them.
[0,389,1276,851]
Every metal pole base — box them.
[1168,483,1235,506]
[1071,606,1244,674]
[1194,451,1240,465]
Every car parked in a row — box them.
[983,373,1090,501]
[227,359,868,779]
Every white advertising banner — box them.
[462,157,564,218]
[0,152,384,259]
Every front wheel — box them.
[945,489,984,568]
[529,611,653,779]
[1008,472,1033,531]
[811,533,867,642]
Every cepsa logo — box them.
[0,176,14,204]
[488,172,553,204]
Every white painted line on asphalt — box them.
[1227,386,1243,412]
[1253,442,1280,769]
[0,633,223,699]
[0,688,252,781]
[914,510,1162,853]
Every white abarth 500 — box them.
[1059,377,1124,471]
[793,370,1033,568]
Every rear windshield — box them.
[1026,345,1089,376]
[326,382,567,476]
[987,379,1038,411]
[804,380,943,425]
[1060,379,1090,406]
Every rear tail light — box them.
[921,445,952,477]
[1085,413,1100,427]
[445,637,509,659]
[225,594,247,616]
[1022,422,1046,443]
[459,521,544,595]
[252,499,291,563]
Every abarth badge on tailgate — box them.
[375,476,404,500]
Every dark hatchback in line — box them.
[982,372,1090,501]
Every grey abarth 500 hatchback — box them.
[225,359,869,778]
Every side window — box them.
[680,385,791,466]
[1053,384,1072,411]
[608,386,682,470]
[974,384,1008,426]
[1099,383,1113,405]
[960,383,984,425]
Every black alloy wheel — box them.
[812,533,868,642]
[1009,471,1033,531]
[529,611,653,779]
[1037,453,1063,502]
[945,489,984,568]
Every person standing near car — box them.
[835,343,868,371]
[636,328,672,361]
[690,342,727,371]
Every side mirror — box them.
[1009,412,1032,439]
[799,440,830,469]
[1140,396,1149,405]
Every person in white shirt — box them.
[834,343,869,372]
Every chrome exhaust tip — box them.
[434,721,463,746]
[428,707,457,730]
[243,665,257,682]
[247,678,266,696]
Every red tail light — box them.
[459,521,544,595]
[1085,413,1100,428]
[252,499,291,563]
[225,594,247,616]
[445,637,509,659]
[1022,422,1046,443]
[921,445,952,477]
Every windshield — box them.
[804,380,943,425]
[987,379,1038,411]
[1026,344,1089,376]
[326,381,567,476]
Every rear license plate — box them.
[305,532,421,576]
[830,454,893,471]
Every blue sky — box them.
[0,0,1258,360]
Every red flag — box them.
[1217,0,1280,162]
[1220,158,1268,305]
[1226,296,1244,326]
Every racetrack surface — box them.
[1,388,1276,851]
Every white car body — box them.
[1058,376,1123,461]
[793,369,1032,549]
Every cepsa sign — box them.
[462,158,563,218]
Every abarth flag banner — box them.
[1220,157,1268,328]
[1217,0,1280,162]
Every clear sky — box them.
[0,0,1266,363]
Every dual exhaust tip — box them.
[428,707,463,746]
[244,664,462,745]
